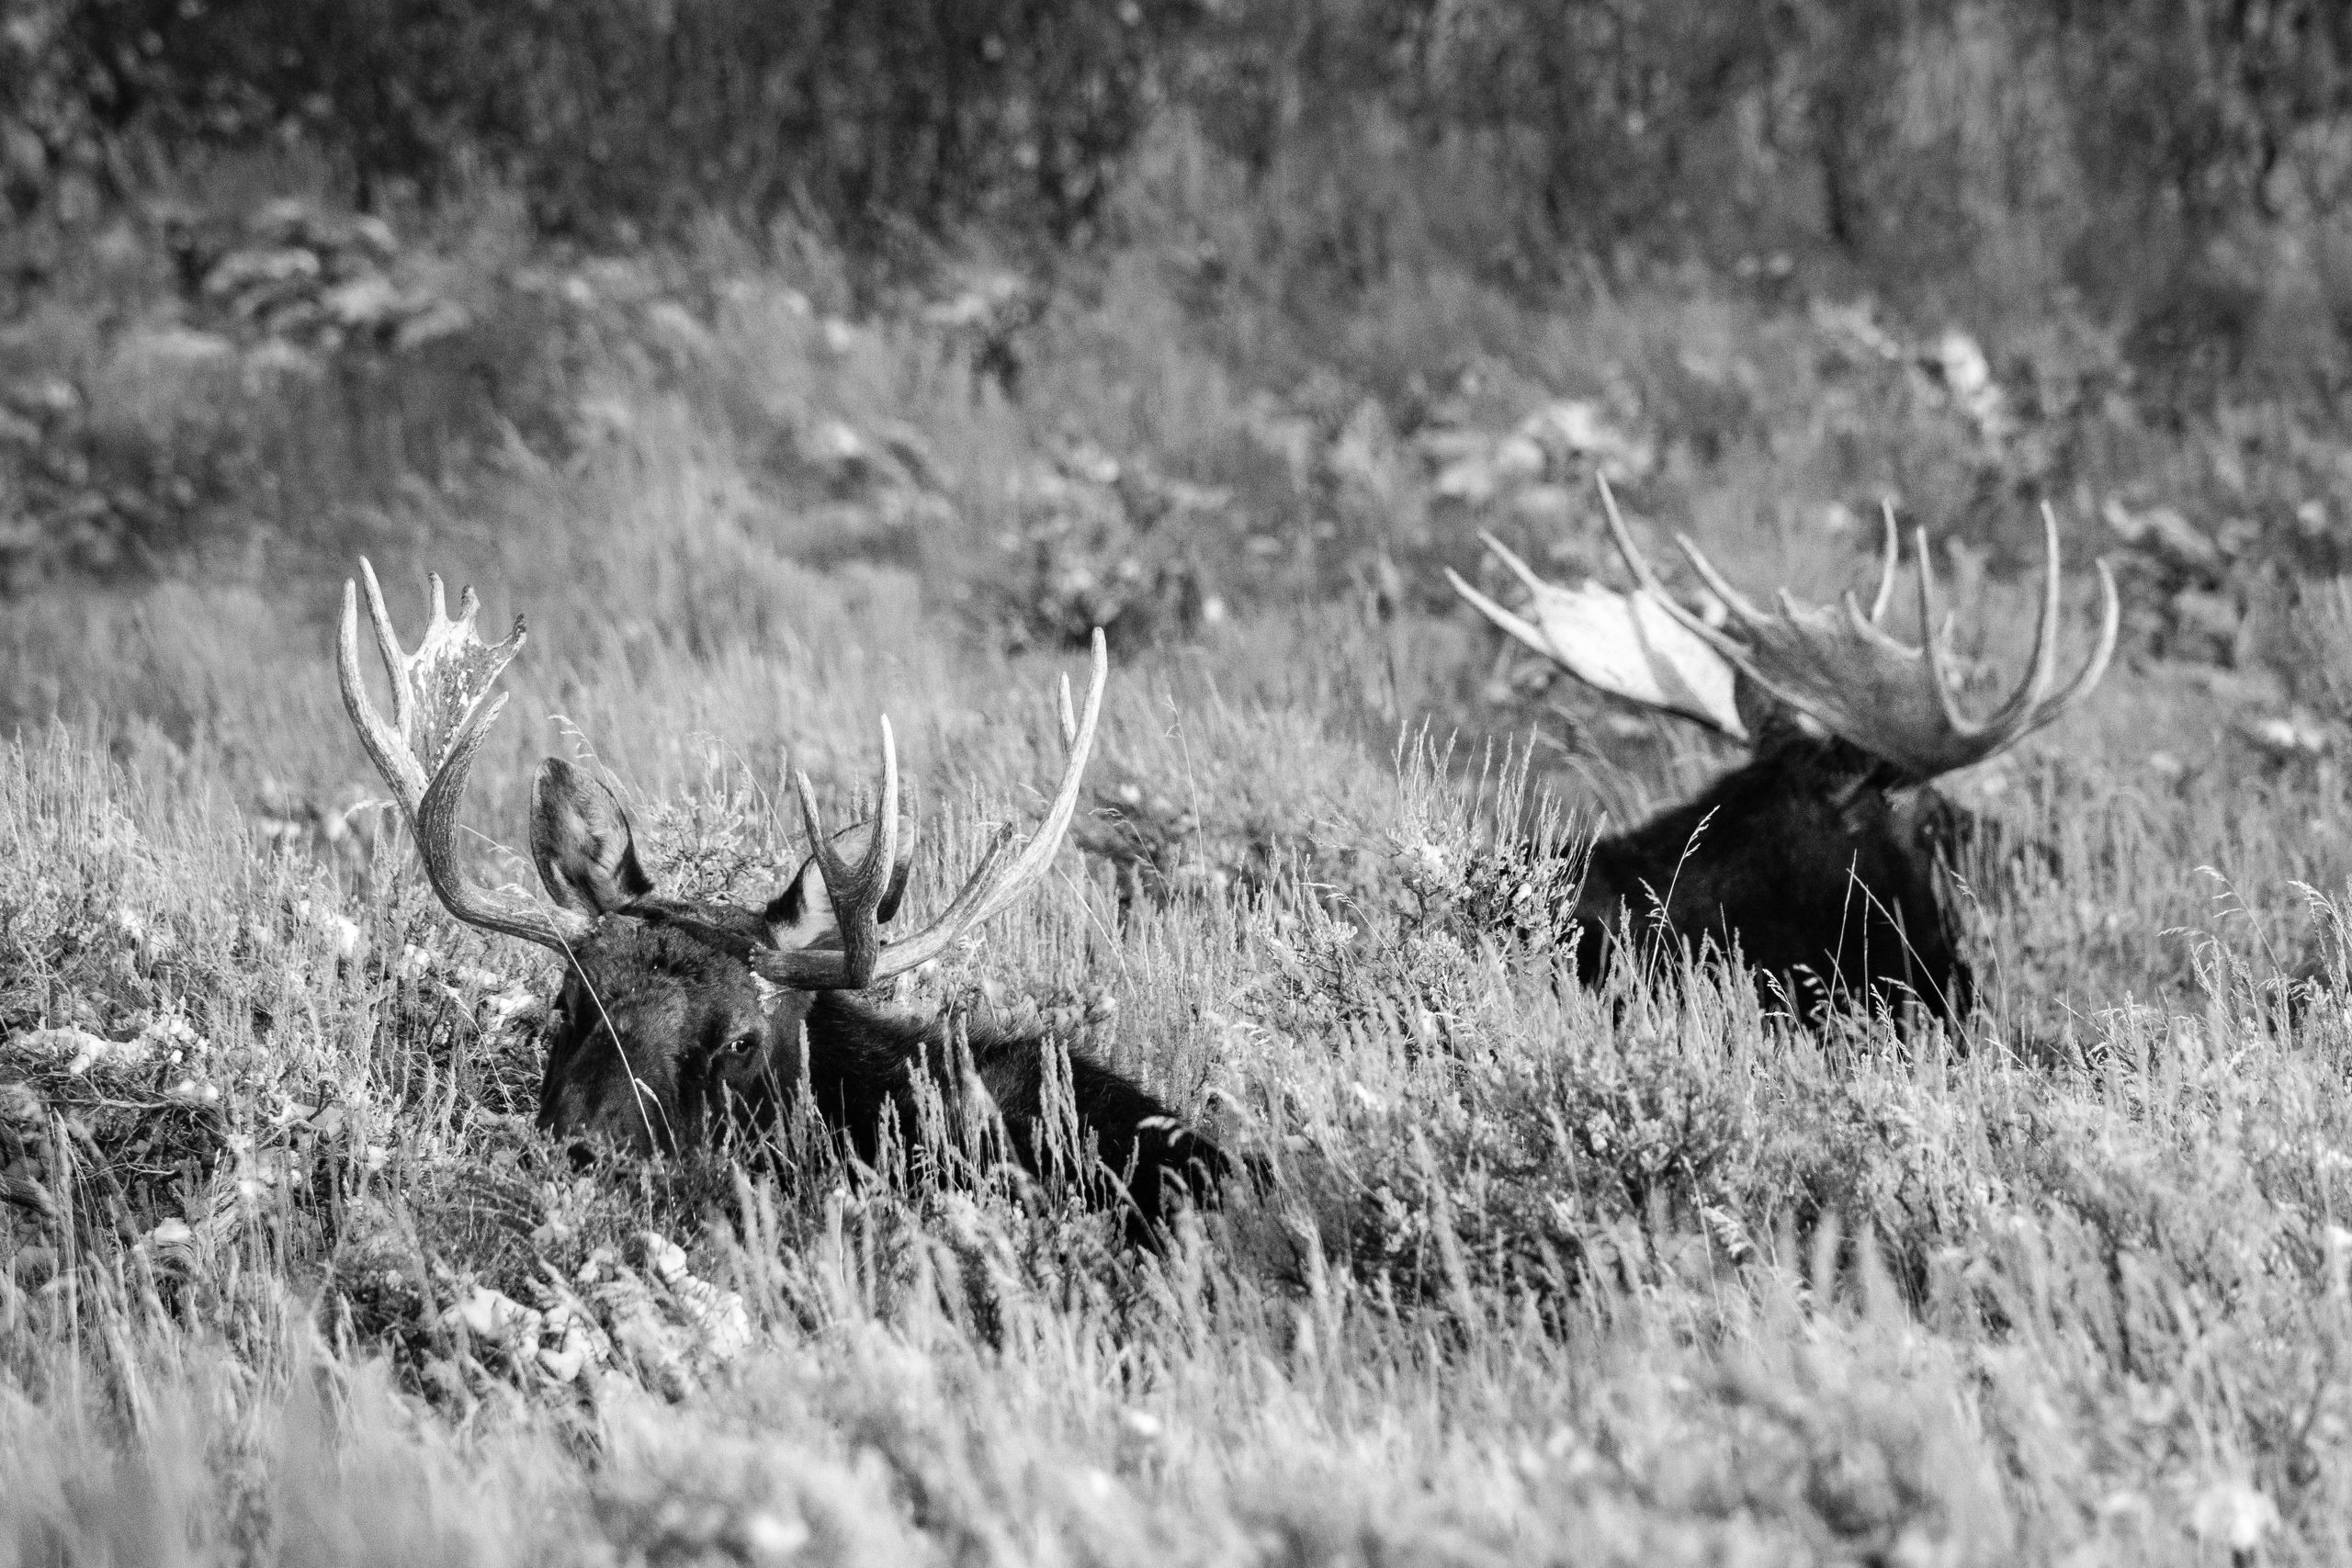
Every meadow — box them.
[13,143,2352,1565]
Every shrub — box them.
[25,0,1203,242]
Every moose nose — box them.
[557,1113,664,1165]
[542,1078,662,1159]
[543,1077,599,1143]
[539,1029,678,1157]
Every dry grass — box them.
[10,197,2352,1567]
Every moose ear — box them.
[762,815,918,952]
[530,759,654,917]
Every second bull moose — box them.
[336,562,1228,1236]
[1451,481,2118,1028]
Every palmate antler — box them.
[1595,477,2119,783]
[1447,532,1748,739]
[342,560,1109,986]
[338,558,595,951]
[736,629,1109,989]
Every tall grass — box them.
[11,197,2352,1564]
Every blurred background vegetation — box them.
[13,0,2352,766]
[13,0,2352,792]
[8,0,2352,578]
[15,0,2352,337]
[19,0,2352,302]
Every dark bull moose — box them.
[337,562,1227,1232]
[1451,481,2118,1027]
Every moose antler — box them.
[1447,531,1747,739]
[1598,476,2120,783]
[338,558,594,952]
[743,629,1111,990]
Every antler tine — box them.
[1445,532,1555,660]
[2051,557,2121,717]
[342,576,417,802]
[1596,473,1670,599]
[1476,529,1551,599]
[908,628,1106,965]
[1600,479,1772,637]
[1589,472,1767,648]
[1980,518,2119,741]
[1869,502,1900,624]
[335,558,592,953]
[1446,551,1554,660]
[787,719,900,987]
[1602,475,1770,648]
[1673,536,1773,628]
[357,559,415,740]
[1638,508,2119,783]
[752,820,1018,989]
[966,626,1108,930]
[1912,526,1978,738]
[1915,509,2075,750]
[754,630,1110,991]
[2020,502,2068,712]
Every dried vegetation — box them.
[14,60,2352,1565]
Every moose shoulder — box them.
[336,562,1227,1235]
[1451,484,2117,1026]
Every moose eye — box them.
[721,1032,760,1057]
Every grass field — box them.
[10,189,2352,1564]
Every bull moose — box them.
[336,562,1227,1232]
[1449,481,2117,1027]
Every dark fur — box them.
[1571,736,1974,1026]
[526,774,1227,1235]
